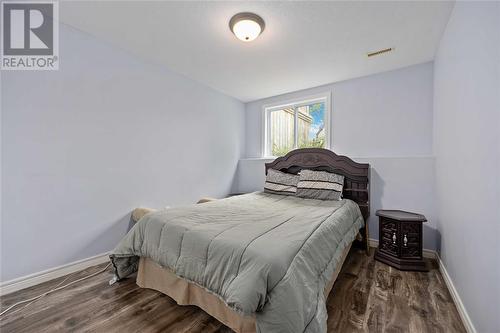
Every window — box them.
[263,94,330,157]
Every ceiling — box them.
[60,1,454,102]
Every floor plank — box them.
[0,248,466,332]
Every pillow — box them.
[264,169,299,195]
[296,169,345,200]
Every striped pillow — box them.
[296,169,345,200]
[264,169,299,196]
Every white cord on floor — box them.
[5,272,72,317]
[0,263,111,317]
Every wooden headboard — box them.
[265,148,370,252]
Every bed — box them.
[110,148,370,333]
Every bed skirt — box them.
[136,242,353,333]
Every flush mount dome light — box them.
[229,12,265,42]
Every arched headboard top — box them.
[265,148,369,177]
[265,148,370,221]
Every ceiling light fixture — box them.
[229,12,265,42]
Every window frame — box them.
[262,92,332,158]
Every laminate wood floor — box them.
[1,248,466,333]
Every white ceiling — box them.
[60,1,454,102]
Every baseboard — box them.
[0,252,110,296]
[368,238,437,259]
[368,238,476,332]
[437,254,477,333]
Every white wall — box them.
[238,62,438,249]
[0,24,245,282]
[433,2,500,332]
[245,62,434,158]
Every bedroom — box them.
[0,1,499,332]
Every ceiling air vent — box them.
[367,47,394,58]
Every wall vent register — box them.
[367,47,394,57]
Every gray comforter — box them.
[110,192,364,333]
